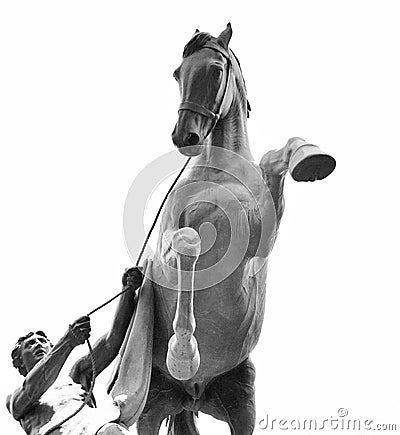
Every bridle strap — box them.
[202,43,230,61]
[178,43,232,134]
[179,101,220,121]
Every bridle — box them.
[178,42,232,138]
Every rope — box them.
[41,156,191,434]
[87,156,191,317]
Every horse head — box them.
[171,24,249,157]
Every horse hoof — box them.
[288,141,336,182]
[166,334,200,380]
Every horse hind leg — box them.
[139,409,199,435]
[200,358,256,435]
[136,367,185,435]
[259,138,301,226]
[168,410,200,435]
[166,227,201,381]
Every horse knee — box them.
[171,227,201,259]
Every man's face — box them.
[20,333,52,374]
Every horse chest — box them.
[171,181,260,230]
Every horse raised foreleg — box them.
[166,227,201,381]
[260,137,305,225]
[260,137,336,224]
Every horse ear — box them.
[193,28,200,35]
[217,23,232,50]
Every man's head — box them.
[12,331,53,376]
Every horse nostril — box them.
[185,132,200,146]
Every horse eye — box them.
[212,68,223,81]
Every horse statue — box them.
[110,23,335,435]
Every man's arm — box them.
[7,317,90,420]
[70,266,144,389]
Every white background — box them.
[1,1,399,433]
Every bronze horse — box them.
[111,24,335,435]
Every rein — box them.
[178,43,232,139]
[42,156,192,435]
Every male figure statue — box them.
[6,267,143,435]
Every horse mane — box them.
[230,50,251,119]
[183,32,213,58]
[182,32,251,118]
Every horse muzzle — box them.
[172,126,205,156]
[171,109,209,156]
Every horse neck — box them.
[198,92,254,166]
[214,113,251,153]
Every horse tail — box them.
[167,410,200,435]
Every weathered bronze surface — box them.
[6,269,143,435]
[6,24,335,435]
[111,24,335,434]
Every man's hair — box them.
[11,331,52,376]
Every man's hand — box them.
[67,316,91,346]
[122,266,144,289]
